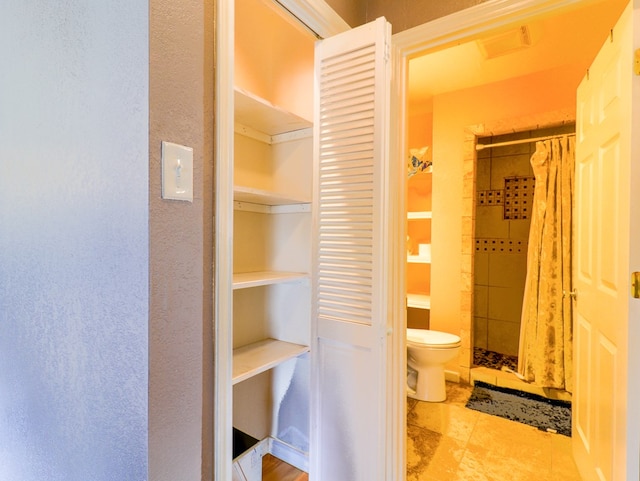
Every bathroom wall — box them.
[406,106,434,329]
[430,64,582,376]
[473,125,574,357]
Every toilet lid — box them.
[407,328,461,348]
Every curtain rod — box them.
[476,133,576,151]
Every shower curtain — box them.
[518,135,575,392]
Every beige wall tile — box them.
[459,347,472,369]
[509,218,532,240]
[474,252,489,285]
[490,153,533,189]
[474,286,488,317]
[461,217,473,242]
[487,286,524,322]
[462,176,475,198]
[488,252,527,288]
[461,235,474,255]
[473,316,488,349]
[463,140,476,160]
[460,328,471,349]
[461,271,472,292]
[462,196,474,217]
[487,318,520,356]
[476,158,491,190]
[475,206,508,238]
[461,288,472,313]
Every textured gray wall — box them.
[0,1,149,479]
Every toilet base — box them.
[406,363,447,402]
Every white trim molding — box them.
[214,0,234,479]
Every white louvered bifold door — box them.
[310,17,392,481]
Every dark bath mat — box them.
[465,381,572,437]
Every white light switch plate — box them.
[162,141,193,202]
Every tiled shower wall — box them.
[473,125,574,358]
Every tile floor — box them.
[407,382,583,481]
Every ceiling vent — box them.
[477,26,532,59]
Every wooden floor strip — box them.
[262,454,309,481]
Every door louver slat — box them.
[316,45,377,328]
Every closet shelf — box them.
[233,271,309,290]
[234,185,311,209]
[407,211,432,220]
[233,338,310,385]
[407,293,431,310]
[235,87,312,137]
[407,254,431,264]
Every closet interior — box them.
[231,0,315,477]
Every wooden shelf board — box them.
[233,339,310,385]
[407,254,431,264]
[407,293,431,310]
[235,87,312,136]
[232,271,309,289]
[234,185,310,207]
[407,211,432,220]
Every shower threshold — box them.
[470,349,572,402]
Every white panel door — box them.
[311,17,395,481]
[573,3,640,480]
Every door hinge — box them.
[632,272,640,299]
[635,49,640,76]
[384,40,390,63]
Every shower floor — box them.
[473,347,518,371]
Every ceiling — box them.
[408,0,628,108]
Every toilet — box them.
[406,328,461,402]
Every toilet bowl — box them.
[407,328,461,402]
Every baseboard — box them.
[232,436,309,481]
[268,437,308,472]
[445,369,460,383]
